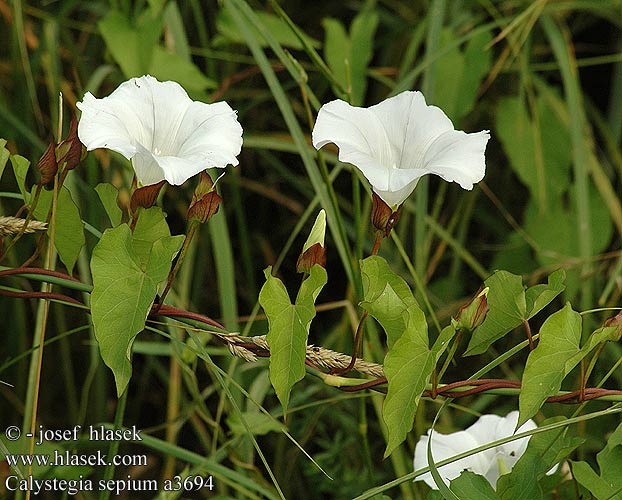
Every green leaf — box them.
[131,207,174,268]
[571,423,622,500]
[466,269,567,356]
[216,9,320,50]
[383,308,454,457]
[148,46,217,93]
[495,93,571,209]
[91,224,183,395]
[360,255,417,349]
[10,154,30,201]
[95,183,123,227]
[465,271,526,356]
[433,30,492,123]
[525,269,566,319]
[0,139,10,180]
[32,185,85,274]
[347,10,378,105]
[451,471,500,499]
[518,303,582,426]
[525,184,613,299]
[571,461,616,500]
[99,9,162,77]
[323,10,378,105]
[323,18,348,82]
[162,2,190,61]
[498,417,582,500]
[259,265,327,412]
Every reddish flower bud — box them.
[453,286,489,331]
[37,142,59,185]
[187,171,221,223]
[372,192,401,237]
[130,180,166,213]
[603,311,622,337]
[56,115,83,171]
[297,243,326,274]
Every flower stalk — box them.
[155,219,199,312]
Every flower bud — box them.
[55,115,83,171]
[296,209,327,273]
[603,311,622,336]
[372,192,401,237]
[37,142,58,185]
[130,180,166,213]
[453,286,489,331]
[186,171,221,223]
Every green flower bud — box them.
[453,286,489,331]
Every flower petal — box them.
[466,411,536,487]
[465,413,506,445]
[421,129,490,189]
[370,91,489,190]
[369,91,454,169]
[312,99,395,192]
[414,429,494,489]
[76,92,138,159]
[132,143,168,186]
[495,411,536,465]
[374,167,428,207]
[169,101,243,184]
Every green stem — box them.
[98,391,128,500]
[21,174,59,500]
[156,220,199,310]
[436,330,463,382]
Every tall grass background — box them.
[0,0,621,498]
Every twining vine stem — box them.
[2,266,622,405]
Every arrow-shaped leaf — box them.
[466,270,566,356]
[91,219,183,396]
[518,303,581,426]
[259,264,327,412]
[383,306,454,457]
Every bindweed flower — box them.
[413,411,539,489]
[77,75,243,186]
[312,91,489,209]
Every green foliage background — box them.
[0,0,621,498]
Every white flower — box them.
[312,91,489,208]
[413,411,536,489]
[77,75,243,186]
